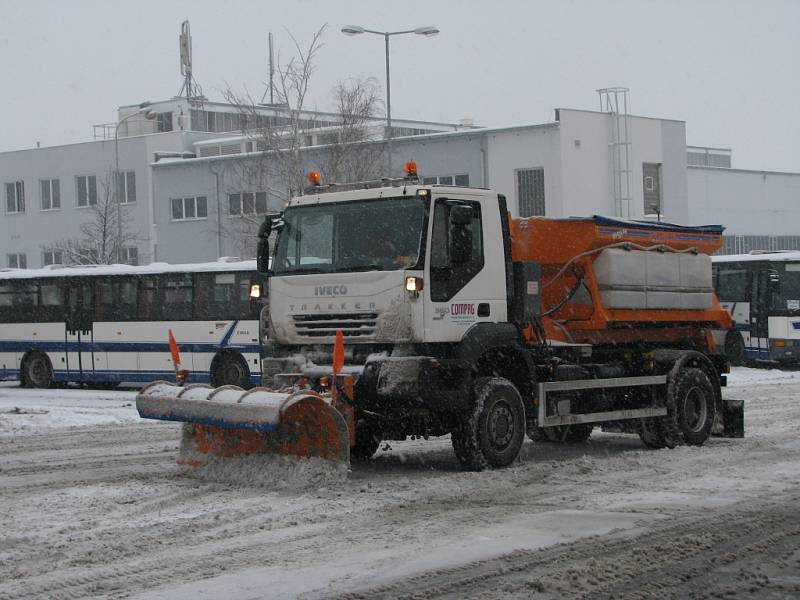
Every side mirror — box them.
[257,214,282,275]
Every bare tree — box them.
[218,25,386,257]
[222,24,327,204]
[43,171,140,265]
[320,77,386,183]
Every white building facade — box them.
[0,98,464,268]
[3,98,799,268]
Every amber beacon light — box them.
[405,160,418,177]
[308,171,322,186]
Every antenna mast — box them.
[178,20,203,100]
[261,32,276,104]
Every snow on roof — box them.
[713,251,800,263]
[0,258,257,281]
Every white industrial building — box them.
[0,97,467,268]
[2,95,799,267]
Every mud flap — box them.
[136,382,350,466]
[713,398,744,438]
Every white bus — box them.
[0,259,264,388]
[712,251,800,365]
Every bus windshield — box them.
[776,263,800,312]
[273,197,427,275]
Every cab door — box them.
[65,279,95,382]
[424,196,507,342]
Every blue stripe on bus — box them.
[0,369,261,385]
[220,320,239,348]
[0,340,260,354]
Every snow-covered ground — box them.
[1,368,799,599]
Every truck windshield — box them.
[273,196,427,275]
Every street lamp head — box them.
[143,110,157,120]
[413,26,439,37]
[341,25,365,35]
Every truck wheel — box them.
[724,331,746,367]
[351,417,382,460]
[663,367,716,446]
[451,377,525,471]
[211,353,251,389]
[22,352,53,389]
[638,418,670,449]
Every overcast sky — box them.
[1,0,798,171]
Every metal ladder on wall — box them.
[597,87,632,219]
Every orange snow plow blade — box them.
[136,382,350,466]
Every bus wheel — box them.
[451,377,525,471]
[664,368,716,446]
[22,352,53,389]
[211,352,251,388]
[724,331,746,367]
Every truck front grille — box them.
[292,312,379,338]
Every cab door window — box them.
[429,199,484,302]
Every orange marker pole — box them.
[168,329,191,385]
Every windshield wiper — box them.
[279,267,330,275]
[339,264,387,272]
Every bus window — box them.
[715,268,749,303]
[0,284,18,323]
[161,274,193,321]
[0,285,13,308]
[138,275,160,320]
[40,281,64,323]
[97,277,137,321]
[196,272,238,320]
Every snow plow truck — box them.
[137,162,744,471]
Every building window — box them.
[5,181,25,213]
[40,178,61,210]
[228,192,268,216]
[116,170,136,204]
[156,112,173,132]
[7,253,26,269]
[124,246,139,266]
[76,175,98,207]
[171,196,208,221]
[422,174,470,186]
[43,250,63,266]
[642,162,662,215]
[516,168,545,217]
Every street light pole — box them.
[341,25,439,176]
[114,102,153,263]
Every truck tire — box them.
[663,367,716,446]
[451,377,526,471]
[351,417,382,460]
[22,352,53,389]
[638,418,670,449]
[724,331,746,367]
[211,352,251,389]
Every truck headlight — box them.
[405,276,423,292]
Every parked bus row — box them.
[1,251,798,390]
[713,251,800,365]
[0,259,265,388]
